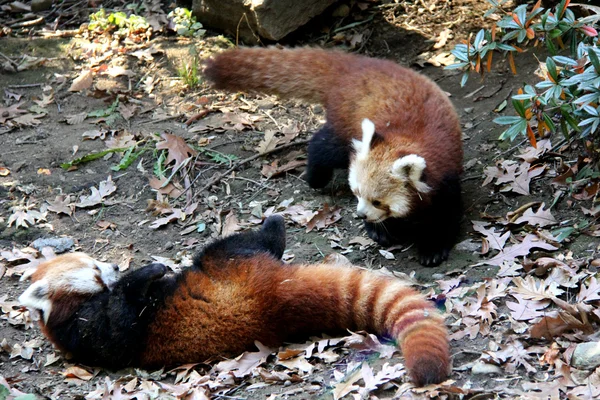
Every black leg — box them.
[193,215,287,269]
[306,125,350,189]
[112,263,168,302]
[414,175,463,267]
[364,218,410,247]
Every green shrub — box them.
[447,0,599,144]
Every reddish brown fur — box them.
[142,254,450,386]
[204,47,463,187]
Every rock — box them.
[31,237,75,253]
[455,239,481,252]
[31,0,53,12]
[471,361,502,375]
[192,0,338,42]
[572,342,600,370]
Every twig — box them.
[184,108,215,126]
[506,201,541,223]
[0,51,19,70]
[496,137,527,159]
[8,83,43,89]
[196,139,310,195]
[10,16,44,28]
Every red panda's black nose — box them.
[356,212,367,220]
[112,264,119,271]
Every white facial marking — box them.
[348,164,359,192]
[356,197,387,222]
[391,154,431,193]
[19,280,53,323]
[94,260,118,288]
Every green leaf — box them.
[493,116,523,125]
[552,226,576,242]
[546,38,558,55]
[499,119,527,141]
[111,146,146,171]
[60,147,130,170]
[588,48,600,73]
[512,98,527,118]
[460,71,469,87]
[444,62,469,70]
[542,113,556,133]
[546,57,559,82]
[153,150,167,179]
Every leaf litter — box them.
[2,2,600,399]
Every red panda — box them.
[19,216,451,387]
[204,47,464,266]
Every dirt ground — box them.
[1,0,599,399]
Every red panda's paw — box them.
[418,247,450,267]
[114,263,168,298]
[364,220,404,247]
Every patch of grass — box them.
[178,57,201,89]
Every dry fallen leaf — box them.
[221,211,241,237]
[46,195,74,216]
[256,130,279,154]
[475,234,558,267]
[512,203,557,227]
[105,131,135,149]
[76,176,117,208]
[305,204,342,233]
[155,133,197,169]
[62,365,95,381]
[66,112,88,125]
[472,221,510,252]
[214,341,273,378]
[69,69,94,92]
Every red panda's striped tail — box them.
[204,47,351,104]
[279,265,451,386]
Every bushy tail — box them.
[279,265,450,386]
[204,47,350,104]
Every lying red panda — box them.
[19,216,451,386]
[204,47,464,266]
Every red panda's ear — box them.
[19,280,50,312]
[352,119,376,159]
[391,155,432,193]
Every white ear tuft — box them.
[392,154,431,193]
[361,118,375,140]
[354,119,376,159]
[19,280,52,323]
[352,138,363,157]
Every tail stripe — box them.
[380,294,427,333]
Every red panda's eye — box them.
[372,200,382,207]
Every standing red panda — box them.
[19,216,451,387]
[204,47,464,266]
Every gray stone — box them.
[31,237,75,253]
[572,342,600,370]
[31,0,53,12]
[471,361,502,375]
[192,0,338,42]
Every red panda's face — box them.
[349,119,431,222]
[18,253,118,322]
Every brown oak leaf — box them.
[68,69,93,92]
[0,102,27,124]
[472,221,510,252]
[513,203,557,227]
[475,234,558,267]
[76,176,117,208]
[155,133,197,169]
[305,204,342,233]
[46,195,74,216]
